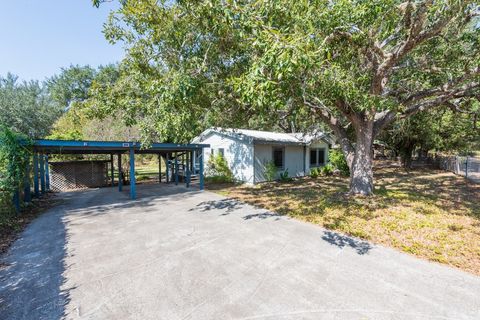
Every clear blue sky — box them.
[0,0,125,81]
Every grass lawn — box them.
[208,163,480,275]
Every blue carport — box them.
[29,139,209,200]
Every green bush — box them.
[264,161,277,182]
[206,153,234,183]
[321,163,334,176]
[0,127,31,215]
[279,169,292,182]
[329,149,350,176]
[310,167,321,178]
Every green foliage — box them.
[264,161,278,182]
[279,169,292,182]
[320,163,334,176]
[310,167,321,178]
[46,65,97,109]
[329,149,350,176]
[0,73,63,138]
[0,127,31,215]
[206,153,234,183]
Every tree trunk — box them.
[349,121,374,195]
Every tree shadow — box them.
[321,230,372,255]
[0,205,72,319]
[192,198,244,214]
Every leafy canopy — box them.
[91,0,480,148]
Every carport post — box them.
[174,152,179,185]
[39,154,45,194]
[158,154,162,183]
[110,154,114,186]
[118,153,123,192]
[166,153,170,183]
[186,151,191,188]
[33,153,39,197]
[45,155,50,191]
[199,149,204,190]
[24,158,31,202]
[129,147,136,199]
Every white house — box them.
[192,128,333,184]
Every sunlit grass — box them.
[209,164,480,275]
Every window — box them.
[273,147,284,169]
[310,149,317,165]
[210,148,215,156]
[318,149,325,165]
[218,148,224,157]
[310,148,326,167]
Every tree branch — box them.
[303,98,355,167]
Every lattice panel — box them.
[50,161,110,191]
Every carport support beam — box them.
[166,153,169,183]
[186,151,190,188]
[118,153,123,192]
[158,154,162,183]
[110,154,114,186]
[39,154,45,194]
[129,148,136,200]
[199,149,204,190]
[45,155,50,191]
[174,152,179,186]
[33,153,39,197]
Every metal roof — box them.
[193,128,332,145]
[32,139,210,154]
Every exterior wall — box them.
[305,140,330,173]
[200,133,255,184]
[253,144,307,183]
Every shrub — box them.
[279,169,292,182]
[321,163,334,176]
[206,153,234,183]
[329,149,350,176]
[264,161,277,182]
[0,127,31,215]
[310,167,321,178]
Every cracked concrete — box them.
[1,183,479,320]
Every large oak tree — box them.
[92,0,480,195]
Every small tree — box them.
[206,153,234,183]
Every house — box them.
[192,128,333,184]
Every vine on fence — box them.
[0,127,31,214]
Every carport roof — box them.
[32,139,210,154]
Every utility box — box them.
[49,160,111,191]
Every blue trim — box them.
[32,139,209,150]
[45,155,50,190]
[129,148,136,199]
[199,149,204,190]
[166,154,170,183]
[174,153,179,186]
[33,154,39,197]
[118,153,123,192]
[186,151,191,188]
[39,155,45,194]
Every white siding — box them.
[200,133,255,184]
[254,144,307,183]
[306,140,330,173]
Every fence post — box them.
[465,156,469,179]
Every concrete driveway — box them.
[1,184,479,320]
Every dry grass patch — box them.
[208,164,480,275]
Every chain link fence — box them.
[432,156,480,183]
